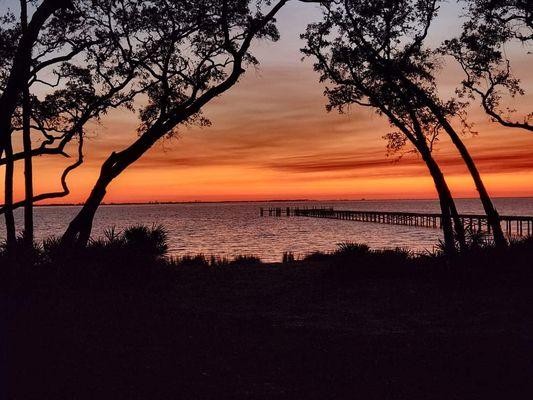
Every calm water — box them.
[2,198,533,262]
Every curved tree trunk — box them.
[441,123,506,247]
[425,154,466,252]
[62,126,168,246]
[402,106,467,252]
[401,80,507,247]
[62,156,116,247]
[416,143,464,253]
[431,179,456,255]
[376,92,466,253]
[62,177,109,247]
[412,130,466,251]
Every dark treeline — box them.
[0,0,532,262]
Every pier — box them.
[260,207,533,237]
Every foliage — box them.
[2,225,533,290]
[303,250,331,262]
[443,0,532,132]
[300,0,479,253]
[334,242,370,257]
[1,1,290,248]
[301,0,466,156]
[176,253,262,268]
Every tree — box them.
[466,0,532,42]
[389,0,508,246]
[1,0,91,247]
[0,0,74,159]
[0,0,140,247]
[445,0,532,132]
[21,0,34,246]
[61,0,297,246]
[302,0,467,253]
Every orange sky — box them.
[3,1,533,204]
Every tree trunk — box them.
[371,92,464,254]
[62,131,156,246]
[416,138,466,251]
[22,89,33,245]
[4,137,17,248]
[62,160,114,247]
[441,123,506,247]
[448,197,467,251]
[401,79,507,247]
[21,0,34,246]
[434,188,456,255]
[417,146,461,254]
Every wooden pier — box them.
[259,207,333,217]
[260,207,533,237]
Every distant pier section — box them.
[260,207,533,237]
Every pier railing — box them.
[260,207,533,237]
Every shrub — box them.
[122,224,168,258]
[179,254,210,267]
[229,255,262,266]
[41,236,65,266]
[41,225,171,287]
[303,251,331,262]
[334,242,370,257]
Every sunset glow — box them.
[2,1,533,204]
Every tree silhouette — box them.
[445,0,532,132]
[302,0,468,253]
[0,0,144,248]
[302,0,506,247]
[467,0,531,42]
[61,0,297,246]
[0,0,74,159]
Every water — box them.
[2,198,533,262]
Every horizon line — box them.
[33,195,533,208]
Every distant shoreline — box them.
[33,196,533,208]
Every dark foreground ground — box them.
[4,253,533,400]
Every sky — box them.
[3,0,533,203]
